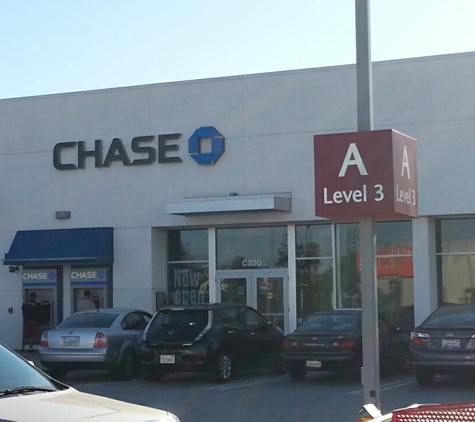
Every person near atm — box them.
[75,290,97,312]
[21,292,42,352]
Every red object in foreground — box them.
[392,402,475,421]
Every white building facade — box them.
[1,51,475,348]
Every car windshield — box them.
[296,314,359,333]
[0,344,57,394]
[421,307,475,328]
[58,313,119,328]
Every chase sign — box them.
[53,126,225,170]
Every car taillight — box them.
[40,332,48,347]
[282,339,303,350]
[330,339,357,349]
[411,331,429,345]
[466,334,475,350]
[94,332,108,348]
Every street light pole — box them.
[355,0,380,409]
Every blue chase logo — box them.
[188,126,225,165]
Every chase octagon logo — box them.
[188,126,225,165]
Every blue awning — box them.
[3,227,114,266]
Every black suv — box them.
[137,303,284,382]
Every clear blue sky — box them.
[2,0,475,99]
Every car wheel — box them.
[211,352,233,383]
[415,367,435,386]
[114,349,136,380]
[289,365,306,381]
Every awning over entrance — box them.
[3,227,114,266]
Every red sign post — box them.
[314,129,418,221]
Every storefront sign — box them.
[22,269,57,285]
[171,268,208,305]
[314,130,418,221]
[53,126,225,170]
[70,268,107,283]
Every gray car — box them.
[410,304,475,385]
[39,308,152,379]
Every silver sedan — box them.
[39,308,152,379]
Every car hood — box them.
[0,387,178,422]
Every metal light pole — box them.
[355,0,380,409]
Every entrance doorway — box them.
[216,269,288,332]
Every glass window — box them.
[168,229,209,305]
[216,227,288,270]
[437,218,475,253]
[295,224,334,322]
[334,222,414,331]
[337,223,360,308]
[376,221,412,255]
[436,218,475,306]
[296,258,333,322]
[167,264,209,305]
[296,225,332,257]
[168,230,208,261]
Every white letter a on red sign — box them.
[338,143,368,177]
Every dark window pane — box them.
[216,227,288,269]
[376,221,412,255]
[436,218,475,253]
[296,225,333,257]
[168,230,208,261]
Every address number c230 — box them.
[242,259,262,267]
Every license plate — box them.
[441,339,460,349]
[61,336,79,347]
[160,354,175,364]
[306,360,322,369]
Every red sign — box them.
[314,130,418,221]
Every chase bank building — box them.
[1,51,475,348]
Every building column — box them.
[412,217,438,326]
[287,225,297,334]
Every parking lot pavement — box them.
[16,349,47,370]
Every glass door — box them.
[217,269,288,332]
[254,275,285,330]
[218,277,248,305]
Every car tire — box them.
[211,352,233,383]
[415,367,435,386]
[114,349,136,380]
[289,365,306,381]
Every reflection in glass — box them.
[256,277,284,330]
[217,227,288,270]
[296,258,333,323]
[439,255,475,305]
[437,218,475,254]
[219,278,247,305]
[167,263,209,305]
[296,225,332,258]
[168,230,208,261]
[376,257,414,333]
[376,221,412,254]
[337,223,360,308]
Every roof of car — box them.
[159,302,244,311]
[309,309,362,316]
[73,308,151,315]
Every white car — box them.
[0,342,180,422]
